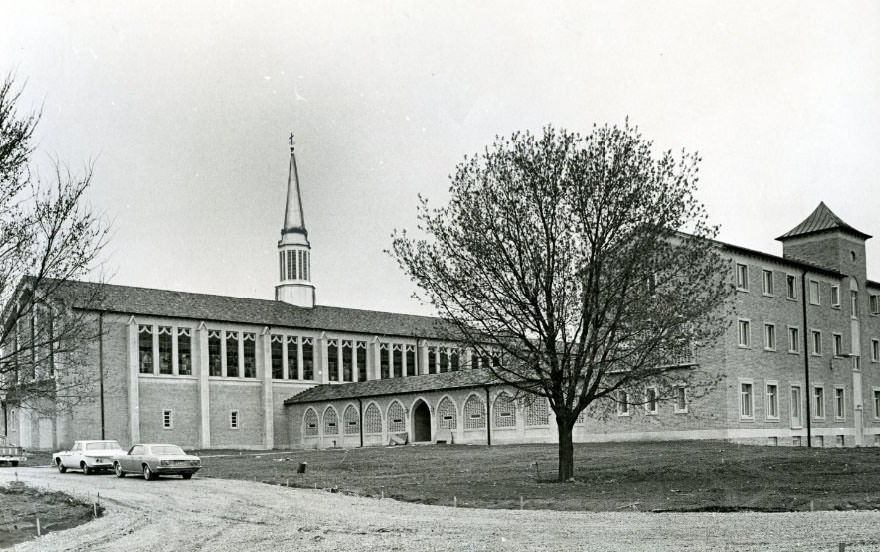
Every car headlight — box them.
[160,460,169,466]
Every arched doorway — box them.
[412,400,431,442]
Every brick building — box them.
[2,141,879,451]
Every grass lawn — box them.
[197,440,880,512]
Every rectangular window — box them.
[301,338,314,380]
[766,383,778,419]
[230,410,239,429]
[287,336,299,379]
[645,387,658,414]
[342,341,353,382]
[138,325,153,374]
[762,269,773,296]
[809,280,820,305]
[792,436,802,446]
[279,251,285,281]
[786,275,797,300]
[814,386,825,419]
[158,326,173,374]
[836,435,845,447]
[872,339,879,363]
[874,389,880,419]
[428,346,437,373]
[243,333,256,378]
[737,319,750,348]
[208,331,222,376]
[271,338,283,379]
[327,340,340,382]
[406,347,416,376]
[439,348,449,373]
[392,346,402,378]
[356,342,367,381]
[674,386,688,413]
[835,387,845,419]
[740,381,754,419]
[162,409,173,429]
[811,330,822,355]
[871,294,879,315]
[177,328,192,375]
[833,333,843,357]
[791,386,802,427]
[226,332,239,377]
[380,346,390,378]
[788,326,800,353]
[814,435,824,447]
[450,349,460,371]
[736,263,749,291]
[763,323,776,351]
[831,285,840,307]
[617,391,629,416]
[851,290,859,318]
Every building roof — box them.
[777,202,871,242]
[57,280,458,340]
[284,368,498,404]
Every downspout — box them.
[99,312,106,440]
[357,397,364,448]
[485,385,491,446]
[801,272,812,447]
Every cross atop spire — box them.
[289,132,295,151]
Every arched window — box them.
[493,392,516,428]
[343,405,359,435]
[303,408,318,437]
[437,397,457,430]
[323,407,339,435]
[387,401,406,433]
[522,395,549,426]
[364,403,382,434]
[464,394,486,429]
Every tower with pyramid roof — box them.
[275,134,315,308]
[777,202,871,281]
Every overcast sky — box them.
[2,2,878,316]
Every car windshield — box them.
[150,445,185,455]
[85,441,122,451]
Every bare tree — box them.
[391,123,732,481]
[0,73,108,414]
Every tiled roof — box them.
[284,368,498,404]
[777,202,871,241]
[57,280,458,340]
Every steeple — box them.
[777,201,871,242]
[282,133,307,236]
[275,134,315,308]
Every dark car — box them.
[113,444,201,480]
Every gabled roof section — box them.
[55,280,458,340]
[284,368,498,404]
[777,202,871,242]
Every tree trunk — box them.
[557,421,574,481]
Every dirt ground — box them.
[0,481,100,549]
[1,467,879,551]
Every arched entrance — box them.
[412,400,431,442]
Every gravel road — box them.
[2,467,879,551]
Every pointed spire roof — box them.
[282,133,307,236]
[777,202,871,241]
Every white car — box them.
[53,440,126,474]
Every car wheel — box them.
[143,464,156,480]
[81,462,91,475]
[56,460,67,473]
[114,463,126,478]
[181,473,192,480]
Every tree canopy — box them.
[0,73,108,411]
[391,123,733,480]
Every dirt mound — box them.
[0,482,103,548]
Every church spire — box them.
[276,133,315,308]
[282,132,307,236]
